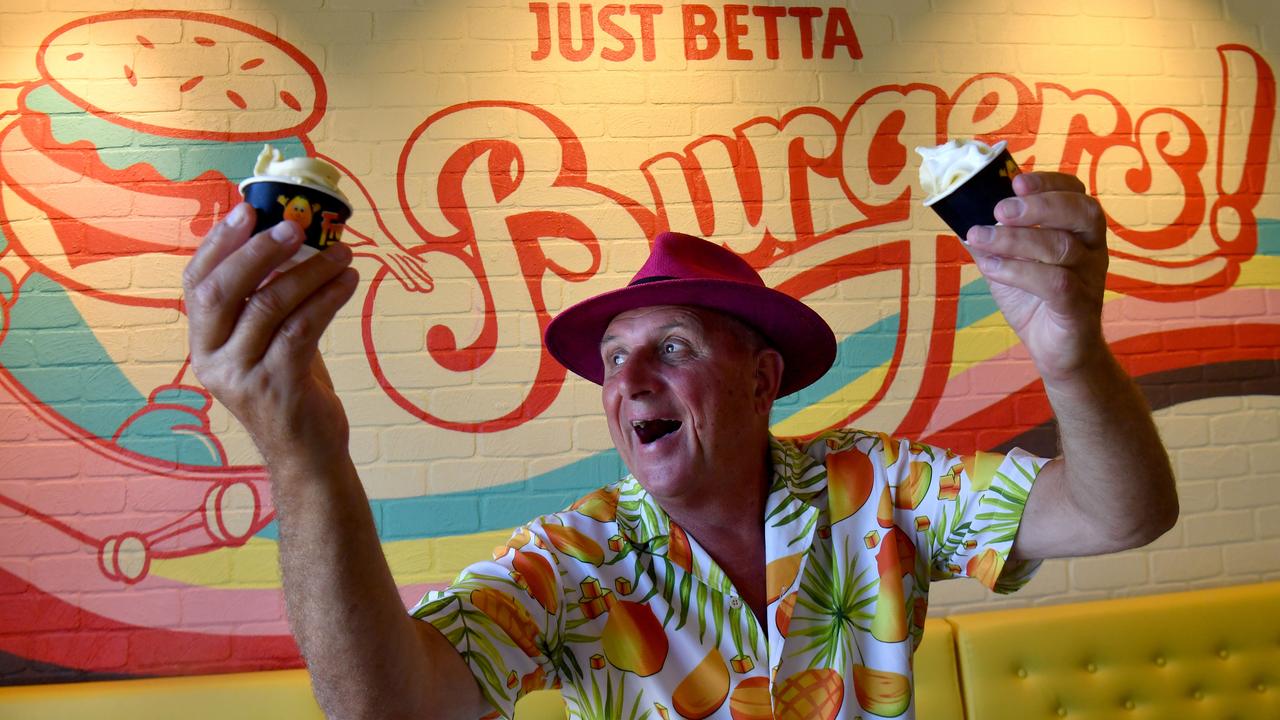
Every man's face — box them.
[599,305,777,503]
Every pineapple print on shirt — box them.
[413,431,1047,719]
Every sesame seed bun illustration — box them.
[36,9,325,142]
[0,10,326,308]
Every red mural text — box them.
[386,45,1273,433]
[529,3,665,62]
[526,3,861,62]
[682,4,861,61]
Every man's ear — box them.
[753,348,784,415]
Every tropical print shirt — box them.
[412,430,1048,720]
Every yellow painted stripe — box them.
[1236,253,1280,287]
[770,363,891,436]
[149,529,515,589]
[947,289,1129,378]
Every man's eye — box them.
[609,352,625,366]
[663,341,683,354]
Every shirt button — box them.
[729,596,742,609]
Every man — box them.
[183,171,1176,719]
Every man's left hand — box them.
[964,172,1108,382]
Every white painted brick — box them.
[735,72,819,103]
[648,72,735,104]
[280,12,373,42]
[1222,540,1280,575]
[330,42,421,75]
[383,425,473,461]
[1161,49,1233,78]
[1210,409,1279,445]
[1154,0,1222,19]
[477,418,572,457]
[127,326,189,363]
[360,461,428,499]
[1123,18,1195,48]
[937,45,1017,75]
[425,456,526,493]
[1124,77,1203,106]
[1086,46,1164,76]
[374,10,466,41]
[1219,475,1280,510]
[853,43,937,74]
[1175,446,1250,482]
[605,105,692,138]
[1151,546,1222,582]
[1183,510,1256,547]
[572,416,613,452]
[1081,0,1153,17]
[560,72,646,104]
[348,427,380,465]
[48,0,131,10]
[424,40,512,72]
[1258,507,1280,540]
[1007,0,1083,15]
[1071,552,1148,591]
[1249,442,1280,474]
[1191,20,1260,48]
[467,7,533,41]
[463,72,559,104]
[1155,413,1209,449]
[1174,481,1218,514]
[901,13,976,42]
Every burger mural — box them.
[0,10,436,674]
[0,2,1277,687]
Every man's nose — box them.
[616,350,661,398]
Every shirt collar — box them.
[612,436,826,586]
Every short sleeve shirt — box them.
[411,430,1048,719]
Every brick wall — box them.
[0,0,1275,683]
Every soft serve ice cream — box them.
[250,145,348,201]
[916,139,1007,204]
[914,138,1019,238]
[239,144,352,265]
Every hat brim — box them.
[544,278,836,397]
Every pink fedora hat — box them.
[544,231,836,396]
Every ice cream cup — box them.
[238,175,352,266]
[922,141,1021,240]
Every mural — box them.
[0,5,1276,683]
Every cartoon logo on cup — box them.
[239,145,353,266]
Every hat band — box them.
[628,275,675,286]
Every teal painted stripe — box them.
[769,313,900,421]
[26,84,305,184]
[255,218,1280,542]
[1260,218,1280,256]
[0,273,144,438]
[255,449,627,541]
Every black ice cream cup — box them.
[239,177,352,261]
[923,145,1021,241]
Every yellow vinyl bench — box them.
[1,582,1275,719]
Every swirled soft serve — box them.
[916,138,1007,204]
[251,144,347,202]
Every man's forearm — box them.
[270,454,482,719]
[1041,349,1178,552]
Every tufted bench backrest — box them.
[946,581,1280,719]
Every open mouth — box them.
[632,419,682,444]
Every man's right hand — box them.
[182,202,359,467]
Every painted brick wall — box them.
[0,0,1276,684]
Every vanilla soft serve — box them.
[916,139,1007,204]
